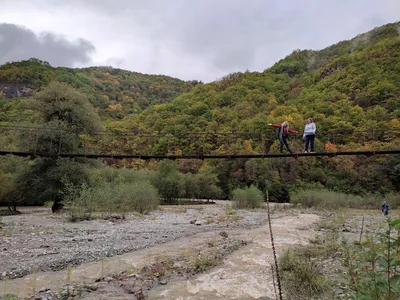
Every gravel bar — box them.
[0,205,267,280]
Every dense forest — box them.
[0,22,400,208]
[0,59,199,122]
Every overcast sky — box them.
[0,0,399,82]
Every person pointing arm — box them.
[268,121,296,154]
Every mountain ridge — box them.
[0,58,200,122]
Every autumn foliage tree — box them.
[16,82,103,209]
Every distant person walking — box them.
[303,118,316,153]
[381,200,389,217]
[268,121,297,154]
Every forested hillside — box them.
[0,22,400,205]
[0,59,198,122]
[118,22,400,141]
[106,22,400,195]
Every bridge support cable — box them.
[0,125,399,159]
[1,150,400,160]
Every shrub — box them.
[386,192,400,209]
[64,183,97,221]
[65,180,159,221]
[117,181,160,214]
[151,160,184,202]
[340,218,400,298]
[231,185,264,209]
[291,190,324,208]
[291,189,380,210]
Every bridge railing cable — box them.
[0,125,399,158]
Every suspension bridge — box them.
[0,125,399,160]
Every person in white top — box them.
[303,118,316,153]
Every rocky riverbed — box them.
[1,205,314,300]
[0,203,269,281]
[8,205,393,299]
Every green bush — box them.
[231,185,264,209]
[65,180,159,221]
[65,184,96,222]
[341,218,400,298]
[151,160,184,202]
[117,181,160,214]
[291,189,380,210]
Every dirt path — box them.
[2,212,319,299]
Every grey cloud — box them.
[0,23,95,67]
[28,0,295,72]
[1,0,399,81]
[132,1,274,70]
[71,0,399,76]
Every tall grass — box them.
[290,189,394,210]
[231,185,264,209]
[386,193,400,209]
[280,247,329,299]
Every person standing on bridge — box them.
[303,118,316,153]
[268,121,297,154]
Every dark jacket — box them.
[382,203,389,214]
[269,123,297,137]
